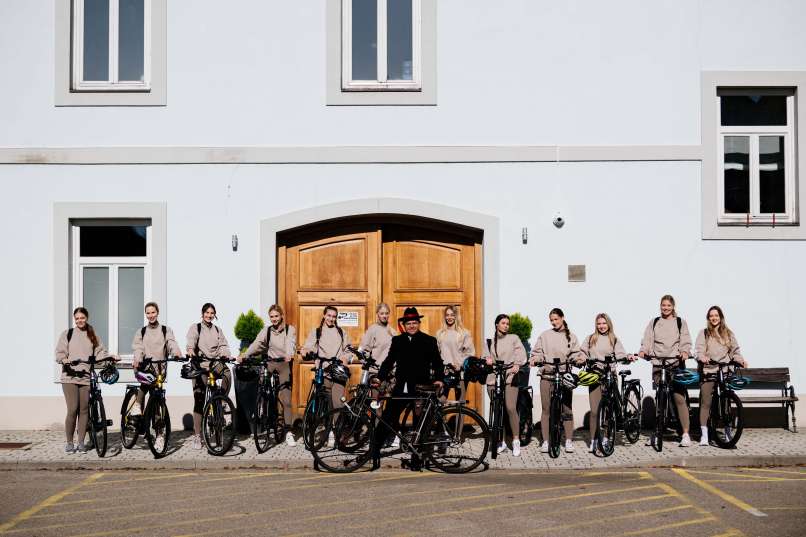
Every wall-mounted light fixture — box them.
[522,227,528,244]
[232,234,238,252]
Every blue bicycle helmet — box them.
[726,375,750,390]
[673,369,700,386]
[99,363,119,385]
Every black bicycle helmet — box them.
[180,361,204,379]
[234,364,259,382]
[99,363,119,385]
[462,357,491,384]
[327,361,351,385]
[443,368,460,390]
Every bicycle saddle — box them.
[415,383,440,393]
[619,370,632,376]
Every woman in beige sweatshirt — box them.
[481,314,527,456]
[529,308,582,454]
[580,313,634,452]
[436,305,476,403]
[694,305,747,446]
[131,302,183,416]
[240,304,297,446]
[185,302,232,450]
[54,307,111,453]
[638,294,693,447]
[358,303,396,368]
[302,305,351,416]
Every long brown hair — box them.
[589,312,617,349]
[73,307,99,349]
[493,313,510,358]
[550,307,571,346]
[705,305,733,344]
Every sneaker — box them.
[699,436,709,446]
[540,441,549,453]
[327,431,335,448]
[497,442,507,454]
[153,437,164,452]
[64,442,75,453]
[679,433,691,447]
[191,435,202,450]
[565,439,575,453]
[75,443,87,453]
[588,440,596,453]
[285,432,297,447]
[512,440,521,457]
[391,436,400,449]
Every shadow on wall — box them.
[640,395,792,430]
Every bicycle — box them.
[311,383,489,474]
[588,355,642,457]
[120,356,187,458]
[642,355,685,452]
[241,355,291,453]
[488,360,514,459]
[301,354,345,451]
[701,359,746,448]
[65,356,116,457]
[538,357,576,459]
[186,355,237,456]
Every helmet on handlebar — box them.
[180,361,204,380]
[462,357,491,384]
[726,375,750,390]
[443,368,460,390]
[673,369,700,386]
[327,361,350,385]
[561,372,579,390]
[99,363,119,385]
[576,369,600,387]
[234,364,259,382]
[135,371,156,386]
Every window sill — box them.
[56,89,165,107]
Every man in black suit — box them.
[374,307,444,469]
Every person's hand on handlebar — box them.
[433,380,444,392]
[627,354,638,362]
[638,351,646,359]
[680,351,690,361]
[511,364,520,374]
[485,357,493,366]
[697,354,710,365]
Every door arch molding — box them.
[260,198,500,328]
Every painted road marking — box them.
[740,467,806,476]
[621,516,717,536]
[531,505,691,534]
[0,473,103,533]
[672,468,767,518]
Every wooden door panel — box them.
[299,237,367,290]
[394,241,462,290]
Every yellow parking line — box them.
[69,513,249,537]
[85,472,197,485]
[686,469,778,481]
[532,505,691,534]
[706,478,806,483]
[740,467,806,476]
[760,506,806,511]
[710,530,746,537]
[0,473,103,533]
[621,516,716,536]
[581,470,653,479]
[672,469,767,518]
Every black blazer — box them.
[379,330,444,393]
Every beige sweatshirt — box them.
[694,329,744,374]
[302,325,349,362]
[185,322,231,370]
[437,328,476,369]
[530,328,581,374]
[639,316,692,365]
[244,324,297,359]
[359,323,395,366]
[54,327,110,385]
[132,323,183,364]
[481,333,527,385]
[581,333,628,371]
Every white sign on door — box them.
[337,311,359,327]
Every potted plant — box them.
[234,309,264,352]
[508,312,533,355]
[233,309,264,434]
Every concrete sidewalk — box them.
[0,428,803,471]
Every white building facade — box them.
[1,0,804,428]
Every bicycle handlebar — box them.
[241,355,286,366]
[68,356,117,366]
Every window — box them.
[717,90,796,225]
[71,222,151,361]
[72,0,151,91]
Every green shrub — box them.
[234,309,264,350]
[508,312,533,343]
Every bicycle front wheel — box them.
[310,407,372,473]
[254,392,273,453]
[595,397,616,457]
[518,397,534,447]
[652,389,666,453]
[709,390,743,449]
[146,398,171,459]
[89,396,108,458]
[548,393,562,459]
[203,395,236,456]
[120,388,140,449]
[622,384,642,444]
[489,398,503,459]
[427,406,489,473]
[303,393,330,451]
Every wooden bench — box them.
[687,367,798,432]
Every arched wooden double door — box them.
[277,216,483,419]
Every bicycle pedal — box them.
[105,419,113,426]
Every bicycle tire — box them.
[90,396,108,458]
[310,407,372,473]
[595,397,616,457]
[709,390,743,449]
[146,398,171,459]
[303,393,330,451]
[203,395,236,456]
[490,398,503,459]
[253,392,272,453]
[652,388,666,453]
[622,384,642,444]
[519,403,534,447]
[273,397,286,444]
[427,406,490,473]
[548,391,562,459]
[120,388,140,449]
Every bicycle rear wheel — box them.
[203,395,236,456]
[489,398,503,459]
[622,384,642,444]
[310,407,372,473]
[120,388,140,449]
[146,398,171,459]
[709,391,743,449]
[548,393,562,459]
[427,406,489,473]
[595,397,616,457]
[254,392,273,453]
[89,396,108,458]
[652,389,666,453]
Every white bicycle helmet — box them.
[135,371,156,385]
[561,372,579,390]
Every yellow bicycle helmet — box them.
[577,369,601,387]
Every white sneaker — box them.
[391,436,400,449]
[327,431,335,448]
[64,442,75,454]
[285,432,297,447]
[540,441,549,453]
[191,435,202,450]
[153,437,164,452]
[588,440,596,453]
[679,433,691,447]
[512,440,521,457]
[565,439,575,453]
[497,442,507,454]
[699,437,709,446]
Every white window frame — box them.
[341,0,422,91]
[70,221,151,362]
[717,89,797,225]
[71,0,152,92]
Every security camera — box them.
[553,214,565,228]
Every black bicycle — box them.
[121,356,187,458]
[539,357,575,459]
[702,360,745,448]
[311,384,489,474]
[643,355,684,452]
[488,360,514,459]
[192,356,237,456]
[302,355,345,451]
[590,355,642,457]
[65,356,116,457]
[242,355,291,453]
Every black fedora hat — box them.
[398,307,424,324]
